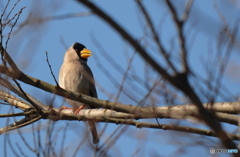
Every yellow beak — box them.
[80,48,92,58]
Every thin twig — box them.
[45,51,59,86]
[136,0,177,74]
[60,123,68,157]
[165,0,191,73]
[17,12,92,27]
[0,0,10,21]
[3,0,21,25]
[0,116,41,134]
[100,117,240,141]
[182,0,193,22]
[0,111,35,118]
[5,6,26,51]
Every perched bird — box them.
[59,42,99,144]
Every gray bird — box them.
[59,42,99,144]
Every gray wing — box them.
[84,64,98,99]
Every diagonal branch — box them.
[0,44,21,78]
[76,0,238,152]
[0,116,41,135]
[76,1,173,82]
[0,77,49,111]
[0,89,32,110]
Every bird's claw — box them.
[59,105,86,115]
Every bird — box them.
[59,42,99,144]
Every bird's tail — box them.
[88,121,99,144]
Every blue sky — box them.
[0,0,240,156]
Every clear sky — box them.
[0,0,240,156]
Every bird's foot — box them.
[59,105,86,115]
[73,105,86,115]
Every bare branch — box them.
[17,12,92,27]
[45,51,59,86]
[165,0,191,73]
[0,116,41,135]
[0,77,49,110]
[136,0,178,74]
[0,89,32,110]
[98,117,240,141]
[182,0,193,22]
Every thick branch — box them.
[0,66,239,125]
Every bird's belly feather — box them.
[60,65,91,108]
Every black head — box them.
[72,42,86,53]
[72,42,87,60]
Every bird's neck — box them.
[79,58,88,64]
